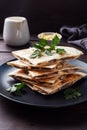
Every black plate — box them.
[0,59,87,108]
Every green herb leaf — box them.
[39,38,48,47]
[52,35,60,45]
[34,39,47,50]
[50,44,55,50]
[50,35,60,50]
[7,82,26,95]
[45,49,52,56]
[30,35,61,58]
[56,48,66,54]
[30,49,41,58]
[7,86,17,93]
[34,43,44,50]
[64,87,82,100]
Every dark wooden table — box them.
[0,37,87,130]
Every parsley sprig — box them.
[34,39,47,50]
[50,35,60,50]
[30,49,41,58]
[56,48,66,55]
[30,35,65,58]
[64,86,82,100]
[7,82,26,95]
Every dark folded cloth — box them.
[60,24,87,51]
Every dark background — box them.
[0,0,87,34]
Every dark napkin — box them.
[60,24,87,51]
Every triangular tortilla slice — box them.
[8,67,87,94]
[12,46,83,66]
[7,60,31,69]
[28,67,82,78]
[7,59,82,78]
[10,70,86,87]
[8,61,83,80]
[26,72,87,95]
[8,65,82,82]
[8,69,59,83]
[8,69,61,83]
[7,59,63,70]
[9,70,86,95]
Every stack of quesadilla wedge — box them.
[7,46,87,95]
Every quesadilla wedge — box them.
[7,59,82,74]
[8,68,86,86]
[28,67,82,78]
[7,59,63,70]
[7,41,86,96]
[8,69,87,95]
[25,72,87,95]
[12,46,83,66]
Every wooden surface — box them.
[0,38,87,130]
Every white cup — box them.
[3,16,30,46]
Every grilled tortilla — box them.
[8,69,87,95]
[12,46,83,66]
[8,64,82,81]
[8,68,86,86]
[28,66,82,77]
[7,45,86,95]
[7,59,63,70]
[20,72,87,95]
[7,59,82,73]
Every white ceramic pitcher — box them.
[3,16,30,46]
